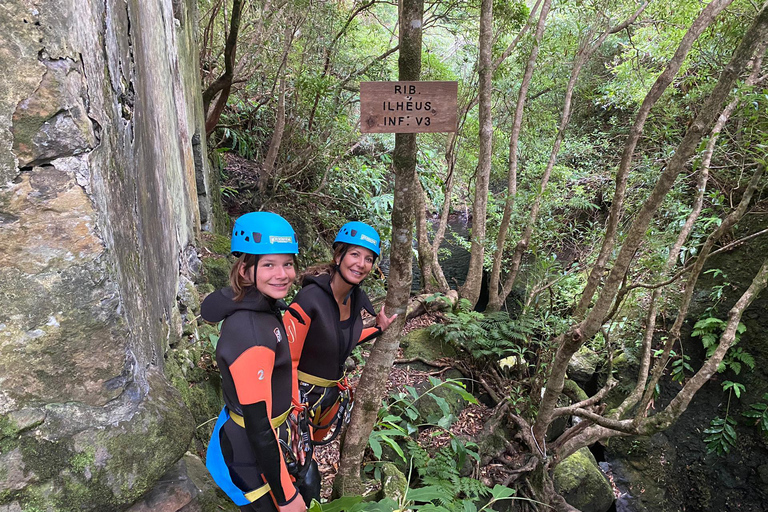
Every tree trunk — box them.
[332,0,423,498]
[458,0,492,306]
[415,180,439,293]
[615,42,766,420]
[203,0,246,135]
[261,77,286,192]
[487,2,649,312]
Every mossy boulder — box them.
[178,275,201,315]
[165,338,223,454]
[401,328,457,362]
[567,346,603,385]
[604,434,678,512]
[1,372,194,511]
[208,233,233,256]
[553,447,614,512]
[477,411,513,463]
[375,462,408,503]
[602,351,634,412]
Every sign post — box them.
[360,81,458,133]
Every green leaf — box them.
[427,376,442,387]
[446,382,478,403]
[360,498,400,512]
[430,394,451,417]
[407,485,447,502]
[379,433,406,463]
[314,496,364,512]
[437,414,455,429]
[490,485,516,500]
[369,434,382,459]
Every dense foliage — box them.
[198,0,768,509]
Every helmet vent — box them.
[350,229,357,237]
[245,236,250,242]
[253,232,262,243]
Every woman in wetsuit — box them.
[202,212,306,512]
[284,222,397,463]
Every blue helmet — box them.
[231,212,298,255]
[334,221,381,256]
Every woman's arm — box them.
[230,346,300,507]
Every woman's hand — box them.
[376,304,398,332]
[279,495,307,512]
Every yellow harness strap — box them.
[244,483,271,502]
[229,407,293,429]
[297,370,340,388]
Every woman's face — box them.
[336,245,375,285]
[241,254,296,300]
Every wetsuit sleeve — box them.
[358,325,382,345]
[230,347,299,506]
[285,304,312,403]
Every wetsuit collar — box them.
[200,286,287,322]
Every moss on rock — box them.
[401,328,457,361]
[208,234,232,256]
[165,339,223,453]
[202,257,230,290]
[413,370,470,421]
[553,447,614,512]
[376,462,407,502]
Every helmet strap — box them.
[334,263,359,287]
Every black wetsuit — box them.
[284,274,381,426]
[202,287,299,512]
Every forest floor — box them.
[313,313,496,500]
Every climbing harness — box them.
[298,373,354,446]
[280,399,314,481]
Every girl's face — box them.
[336,245,375,285]
[241,254,296,300]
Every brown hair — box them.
[300,242,374,283]
[229,253,259,302]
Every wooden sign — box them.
[360,81,458,133]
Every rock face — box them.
[0,0,215,510]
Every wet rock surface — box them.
[0,0,216,510]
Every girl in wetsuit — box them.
[202,212,306,512]
[284,222,397,498]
